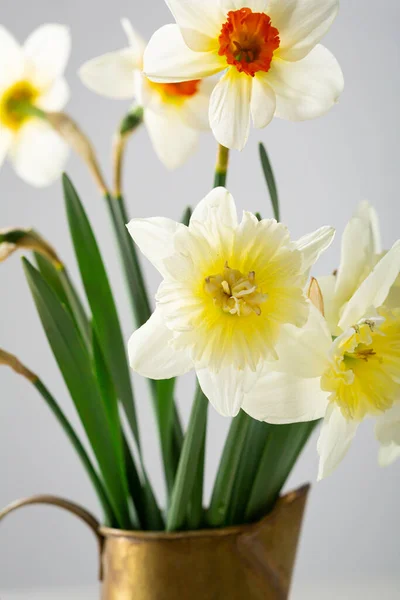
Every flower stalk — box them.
[214,144,230,187]
[46,112,109,196]
[112,107,144,198]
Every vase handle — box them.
[0,495,104,579]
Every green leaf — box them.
[167,385,208,531]
[186,427,206,530]
[207,410,252,527]
[33,378,116,526]
[22,258,132,529]
[245,420,318,522]
[259,143,280,221]
[63,175,140,448]
[226,420,270,525]
[106,192,184,497]
[34,253,91,348]
[105,193,151,327]
[181,206,192,227]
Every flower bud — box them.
[0,228,62,268]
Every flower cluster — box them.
[1,0,398,507]
[128,193,400,479]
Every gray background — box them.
[1,0,399,593]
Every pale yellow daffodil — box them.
[0,24,70,186]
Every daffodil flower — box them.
[241,240,400,479]
[143,0,344,150]
[317,202,400,468]
[0,25,70,186]
[79,19,212,169]
[127,186,334,416]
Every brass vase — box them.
[0,485,309,599]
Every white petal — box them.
[79,49,137,99]
[178,78,214,130]
[144,25,225,83]
[220,0,268,12]
[197,365,256,417]
[209,68,252,150]
[379,443,400,468]
[128,308,193,379]
[335,206,380,309]
[121,18,146,65]
[355,200,382,254]
[318,274,340,335]
[24,24,71,88]
[250,73,276,129]
[317,404,358,480]
[0,127,13,168]
[375,404,400,447]
[242,370,328,424]
[144,107,199,169]
[0,26,24,90]
[10,120,69,187]
[190,187,237,229]
[126,215,184,275]
[339,240,400,330]
[166,0,224,50]
[268,0,339,61]
[273,304,332,379]
[294,226,335,273]
[269,45,344,121]
[36,77,69,111]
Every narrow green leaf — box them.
[227,420,270,525]
[167,385,208,531]
[22,258,132,529]
[106,192,184,496]
[207,410,252,527]
[245,420,318,522]
[34,253,90,348]
[259,143,280,221]
[63,175,140,448]
[33,378,116,526]
[105,193,151,327]
[34,253,69,307]
[186,428,206,530]
[181,206,192,227]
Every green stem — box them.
[167,385,208,531]
[214,144,230,187]
[34,378,116,526]
[207,410,252,527]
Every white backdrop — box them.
[1,0,399,591]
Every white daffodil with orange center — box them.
[127,186,334,416]
[143,0,344,150]
[318,201,400,468]
[0,25,70,186]
[79,19,212,169]
[241,240,400,479]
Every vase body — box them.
[0,485,309,600]
[100,485,309,600]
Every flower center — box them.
[149,79,201,105]
[218,8,280,77]
[321,314,400,420]
[0,80,39,131]
[204,262,267,317]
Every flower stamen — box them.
[0,81,39,131]
[205,262,267,317]
[218,8,280,77]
